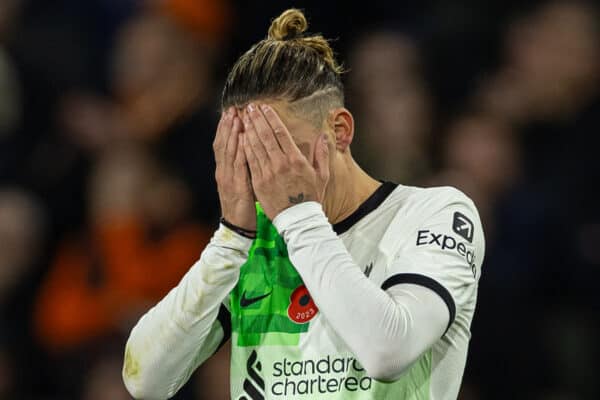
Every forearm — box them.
[273,203,448,381]
[123,225,251,399]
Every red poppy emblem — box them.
[288,285,318,323]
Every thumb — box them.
[314,133,330,182]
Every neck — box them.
[323,156,381,224]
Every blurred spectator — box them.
[53,9,224,222]
[58,92,120,152]
[16,6,227,396]
[348,30,433,184]
[109,9,222,222]
[54,10,220,148]
[471,0,600,297]
[432,112,521,232]
[110,11,218,141]
[34,144,212,351]
[477,0,600,124]
[440,4,600,398]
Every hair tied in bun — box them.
[268,8,308,41]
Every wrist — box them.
[272,201,326,233]
[213,224,254,254]
[220,217,257,239]
[220,201,256,232]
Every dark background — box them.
[0,0,598,399]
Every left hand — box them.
[241,103,330,221]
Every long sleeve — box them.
[122,225,252,399]
[272,202,450,382]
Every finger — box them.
[214,107,235,164]
[242,131,262,180]
[314,133,330,182]
[233,131,248,173]
[217,107,234,147]
[234,135,253,191]
[246,103,284,157]
[259,104,302,156]
[243,113,269,166]
[213,113,226,163]
[225,116,242,164]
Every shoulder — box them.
[384,185,484,250]
[398,185,475,212]
[387,184,479,223]
[382,185,485,293]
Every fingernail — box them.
[321,133,328,142]
[260,104,269,112]
[247,103,256,113]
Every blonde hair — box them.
[221,9,344,125]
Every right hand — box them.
[213,107,256,231]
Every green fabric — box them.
[230,205,309,347]
[229,205,433,399]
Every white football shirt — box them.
[229,183,485,399]
[122,183,485,400]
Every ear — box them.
[328,108,354,152]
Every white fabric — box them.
[272,202,450,381]
[122,225,252,400]
[270,185,484,400]
[123,184,485,400]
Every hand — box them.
[241,103,330,221]
[213,107,256,231]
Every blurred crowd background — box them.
[0,0,598,399]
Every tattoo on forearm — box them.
[288,193,305,204]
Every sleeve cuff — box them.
[213,224,254,253]
[272,201,326,233]
[381,273,456,335]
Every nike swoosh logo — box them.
[240,291,272,307]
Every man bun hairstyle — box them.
[267,8,307,41]
[222,8,344,126]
